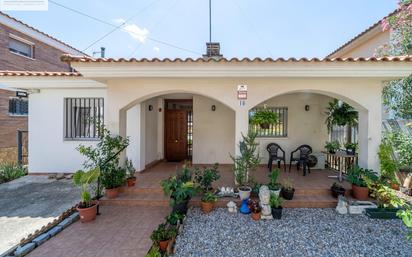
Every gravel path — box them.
[174,208,412,257]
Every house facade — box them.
[0,11,84,162]
[0,9,410,174]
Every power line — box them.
[49,0,201,55]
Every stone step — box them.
[119,186,164,195]
[100,194,170,207]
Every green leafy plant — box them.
[269,193,283,208]
[201,191,217,203]
[268,168,281,190]
[150,223,177,243]
[324,141,341,153]
[250,107,279,127]
[325,99,358,143]
[378,138,398,184]
[78,126,129,190]
[166,212,185,226]
[0,162,27,183]
[161,176,195,206]
[347,166,377,187]
[72,167,100,208]
[125,158,135,179]
[146,246,162,257]
[194,163,220,192]
[387,131,412,169]
[397,209,412,240]
[230,132,260,186]
[344,142,358,151]
[176,162,192,183]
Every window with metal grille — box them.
[9,97,28,115]
[249,107,288,137]
[64,98,104,140]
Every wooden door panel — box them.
[165,110,187,161]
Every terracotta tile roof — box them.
[0,11,86,55]
[0,71,82,77]
[326,9,399,58]
[61,54,412,63]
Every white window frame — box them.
[9,33,35,59]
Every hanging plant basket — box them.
[260,123,270,129]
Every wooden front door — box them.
[165,109,188,161]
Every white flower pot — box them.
[238,186,251,200]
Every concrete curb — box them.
[10,212,79,256]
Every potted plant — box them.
[344,142,358,155]
[324,141,340,154]
[269,193,283,219]
[230,132,260,200]
[161,176,195,214]
[150,223,177,252]
[125,158,136,187]
[330,182,346,198]
[250,107,279,129]
[248,199,262,221]
[366,184,405,219]
[73,167,100,223]
[268,168,281,196]
[347,166,376,200]
[280,178,295,200]
[201,192,217,214]
[166,212,185,226]
[325,99,358,141]
[101,166,126,198]
[193,163,220,192]
[77,126,129,199]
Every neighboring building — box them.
[0,11,84,163]
[0,9,410,174]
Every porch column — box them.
[234,109,249,156]
[358,106,382,173]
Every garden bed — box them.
[173,208,412,257]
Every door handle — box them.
[175,139,178,143]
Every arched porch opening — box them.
[121,92,236,172]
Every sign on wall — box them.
[237,84,247,106]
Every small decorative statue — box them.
[259,185,273,220]
[227,201,237,213]
[336,195,348,215]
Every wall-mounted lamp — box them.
[158,108,162,112]
[305,105,310,111]
[148,105,153,111]
[211,105,216,111]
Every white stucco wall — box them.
[144,97,159,165]
[192,95,235,164]
[338,30,390,58]
[255,93,332,164]
[28,88,106,173]
[126,104,141,170]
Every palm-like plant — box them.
[73,167,100,208]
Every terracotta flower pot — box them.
[127,177,136,187]
[251,212,261,221]
[77,201,98,223]
[105,187,119,199]
[158,240,170,252]
[201,201,214,214]
[352,184,369,200]
[391,183,400,190]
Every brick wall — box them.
[0,89,27,150]
[0,23,72,71]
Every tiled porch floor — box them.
[28,206,169,257]
[136,162,351,190]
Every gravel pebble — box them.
[173,208,412,257]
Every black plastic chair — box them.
[267,143,286,172]
[289,144,313,176]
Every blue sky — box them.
[3,0,397,58]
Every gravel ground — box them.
[173,208,412,257]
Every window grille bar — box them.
[64,97,104,140]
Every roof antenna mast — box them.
[209,0,212,43]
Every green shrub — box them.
[194,163,220,192]
[0,163,27,183]
[269,193,283,208]
[73,167,100,208]
[324,141,340,152]
[201,191,217,203]
[250,108,278,126]
[150,223,177,242]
